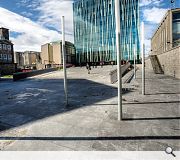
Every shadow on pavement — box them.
[122,117,180,121]
[0,136,179,141]
[146,93,180,95]
[93,101,180,105]
[123,101,180,105]
[0,78,132,132]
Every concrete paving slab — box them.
[0,65,179,151]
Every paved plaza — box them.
[0,65,179,151]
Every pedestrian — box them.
[86,62,91,74]
[111,61,114,67]
[95,62,97,68]
[100,61,103,68]
[92,62,94,68]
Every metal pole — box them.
[134,44,136,79]
[62,16,68,106]
[115,0,122,121]
[141,22,145,95]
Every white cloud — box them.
[144,23,157,39]
[140,0,162,7]
[0,7,73,51]
[16,0,40,8]
[36,0,74,34]
[144,39,151,56]
[143,7,168,24]
[144,24,156,55]
[17,0,74,34]
[21,11,33,17]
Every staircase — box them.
[150,55,164,74]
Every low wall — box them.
[146,46,180,79]
[109,62,131,84]
[145,58,153,71]
[0,63,17,75]
[13,68,59,81]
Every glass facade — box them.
[73,0,140,64]
[172,11,180,47]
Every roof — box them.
[0,39,13,45]
[0,27,9,30]
[50,40,74,46]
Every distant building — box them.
[41,43,53,65]
[151,8,180,55]
[14,52,24,67]
[41,41,75,68]
[14,51,41,69]
[0,27,16,75]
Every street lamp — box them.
[61,16,68,106]
[115,0,122,121]
[141,22,145,95]
[134,44,136,79]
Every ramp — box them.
[150,55,164,74]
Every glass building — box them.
[172,10,180,47]
[73,0,140,64]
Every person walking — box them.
[86,62,91,74]
[100,61,103,68]
[111,61,114,67]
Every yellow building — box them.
[41,41,75,67]
[151,8,180,55]
[41,43,53,65]
[14,51,41,68]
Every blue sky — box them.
[0,0,179,53]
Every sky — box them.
[0,0,179,54]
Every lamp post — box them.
[115,0,122,120]
[134,44,136,79]
[141,22,145,95]
[62,16,68,106]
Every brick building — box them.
[0,27,16,75]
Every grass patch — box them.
[1,75,13,78]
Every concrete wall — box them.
[151,9,180,55]
[151,10,172,55]
[24,52,39,65]
[145,58,153,71]
[52,43,62,64]
[13,68,59,81]
[146,46,180,79]
[41,44,51,64]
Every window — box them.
[8,54,12,62]
[0,44,2,50]
[3,54,7,60]
[7,45,11,51]
[3,44,7,50]
[0,54,2,60]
